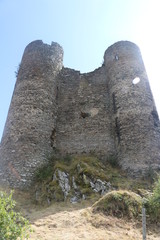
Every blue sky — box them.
[0,0,160,140]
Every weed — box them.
[15,63,21,78]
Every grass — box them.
[32,153,154,206]
[92,190,143,219]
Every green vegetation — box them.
[15,63,21,78]
[33,153,160,222]
[35,164,53,182]
[0,191,31,240]
[92,175,160,221]
[146,176,160,221]
[35,153,149,189]
[107,154,119,168]
[33,153,153,205]
[92,190,142,219]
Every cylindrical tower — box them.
[0,40,63,188]
[104,41,160,176]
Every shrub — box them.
[35,164,53,182]
[107,155,119,167]
[147,176,160,221]
[0,191,31,240]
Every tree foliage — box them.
[0,191,31,240]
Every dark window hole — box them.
[80,111,90,118]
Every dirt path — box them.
[27,203,159,240]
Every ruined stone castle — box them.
[0,40,160,188]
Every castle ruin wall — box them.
[0,40,160,188]
[0,40,63,187]
[55,67,115,156]
[104,41,160,175]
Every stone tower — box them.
[104,41,160,175]
[0,40,63,187]
[0,40,160,189]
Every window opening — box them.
[132,77,140,85]
[80,111,90,118]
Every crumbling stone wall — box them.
[0,40,160,188]
[55,67,115,156]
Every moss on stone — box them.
[33,154,153,205]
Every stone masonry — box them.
[0,40,160,188]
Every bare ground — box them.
[27,203,160,240]
[23,199,159,240]
[1,188,160,240]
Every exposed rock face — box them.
[0,40,160,189]
[35,162,112,204]
[90,179,111,195]
[54,170,71,199]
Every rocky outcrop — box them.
[34,156,113,204]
